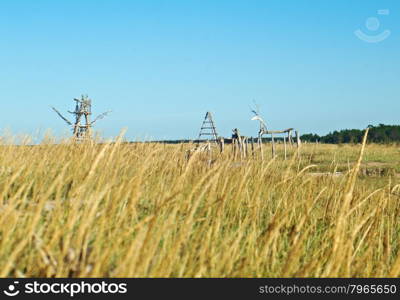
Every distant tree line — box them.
[301,124,400,144]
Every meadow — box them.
[0,133,400,277]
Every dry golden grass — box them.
[1,134,400,277]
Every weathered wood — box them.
[283,136,287,160]
[219,137,224,153]
[271,133,276,158]
[233,139,237,158]
[237,132,243,160]
[207,141,212,166]
[244,137,248,158]
[52,95,110,140]
[198,112,219,144]
[265,128,294,134]
[289,130,294,146]
[251,106,297,159]
[296,130,301,148]
[232,128,252,160]
[258,134,264,161]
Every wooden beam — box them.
[265,128,294,134]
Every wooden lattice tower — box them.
[52,95,111,140]
[198,112,219,142]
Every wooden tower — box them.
[198,112,219,142]
[52,95,110,140]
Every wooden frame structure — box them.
[187,107,300,164]
[198,111,219,143]
[251,106,300,160]
[52,95,111,140]
[186,112,222,165]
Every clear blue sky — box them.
[0,0,399,140]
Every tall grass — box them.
[0,135,399,277]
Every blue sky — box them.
[0,0,399,140]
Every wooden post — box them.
[259,134,264,161]
[283,135,287,160]
[244,138,248,158]
[295,130,301,148]
[236,138,240,160]
[233,139,237,159]
[207,141,212,166]
[289,130,293,146]
[271,133,276,158]
[219,137,224,154]
[238,134,243,160]
[251,137,255,158]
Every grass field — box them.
[1,134,400,277]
